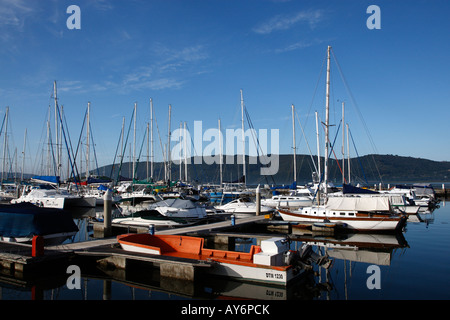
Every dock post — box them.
[256,184,261,216]
[32,235,44,257]
[103,189,112,237]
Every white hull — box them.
[0,231,77,244]
[262,198,313,210]
[12,197,65,209]
[278,209,405,231]
[205,260,298,285]
[155,206,207,219]
[216,199,274,216]
[112,216,185,227]
[119,240,298,285]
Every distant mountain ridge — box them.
[97,154,450,185]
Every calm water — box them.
[1,200,449,301]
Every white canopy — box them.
[326,196,391,212]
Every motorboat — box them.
[112,209,196,227]
[148,198,207,219]
[11,185,96,209]
[0,202,78,244]
[117,234,331,286]
[215,198,274,217]
[261,190,314,210]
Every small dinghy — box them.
[117,234,331,286]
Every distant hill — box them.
[97,154,450,186]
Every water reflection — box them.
[1,205,446,300]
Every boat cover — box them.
[152,198,198,209]
[31,175,60,185]
[0,203,78,238]
[342,184,379,194]
[326,196,391,212]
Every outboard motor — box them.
[297,243,333,270]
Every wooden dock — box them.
[0,214,268,281]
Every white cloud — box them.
[0,0,36,28]
[275,38,326,53]
[253,9,324,34]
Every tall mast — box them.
[132,102,137,181]
[86,102,90,179]
[2,107,9,182]
[179,121,182,181]
[53,81,60,177]
[146,122,149,181]
[347,123,351,184]
[315,111,321,181]
[167,104,172,183]
[342,101,345,185]
[184,121,188,182]
[292,104,297,184]
[21,128,27,181]
[324,45,331,197]
[150,98,154,181]
[219,118,223,186]
[240,89,246,186]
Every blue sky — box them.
[0,0,449,178]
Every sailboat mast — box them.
[167,104,172,183]
[240,89,246,186]
[219,118,223,186]
[53,81,60,177]
[342,101,345,184]
[324,45,331,196]
[86,102,90,180]
[315,111,321,181]
[179,121,182,181]
[146,122,149,180]
[132,102,137,181]
[184,121,188,182]
[21,128,27,181]
[2,107,9,182]
[150,98,154,181]
[292,104,297,183]
[347,123,351,184]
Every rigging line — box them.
[73,107,88,172]
[89,122,100,177]
[61,108,81,181]
[295,110,318,174]
[243,106,274,185]
[348,126,369,185]
[133,127,148,181]
[55,104,78,189]
[185,122,208,183]
[116,107,135,184]
[304,52,327,135]
[331,48,379,155]
[109,121,124,180]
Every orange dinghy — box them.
[117,234,321,286]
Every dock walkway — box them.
[0,215,267,278]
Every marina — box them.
[0,189,448,301]
[0,22,448,308]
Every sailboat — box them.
[278,46,406,232]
